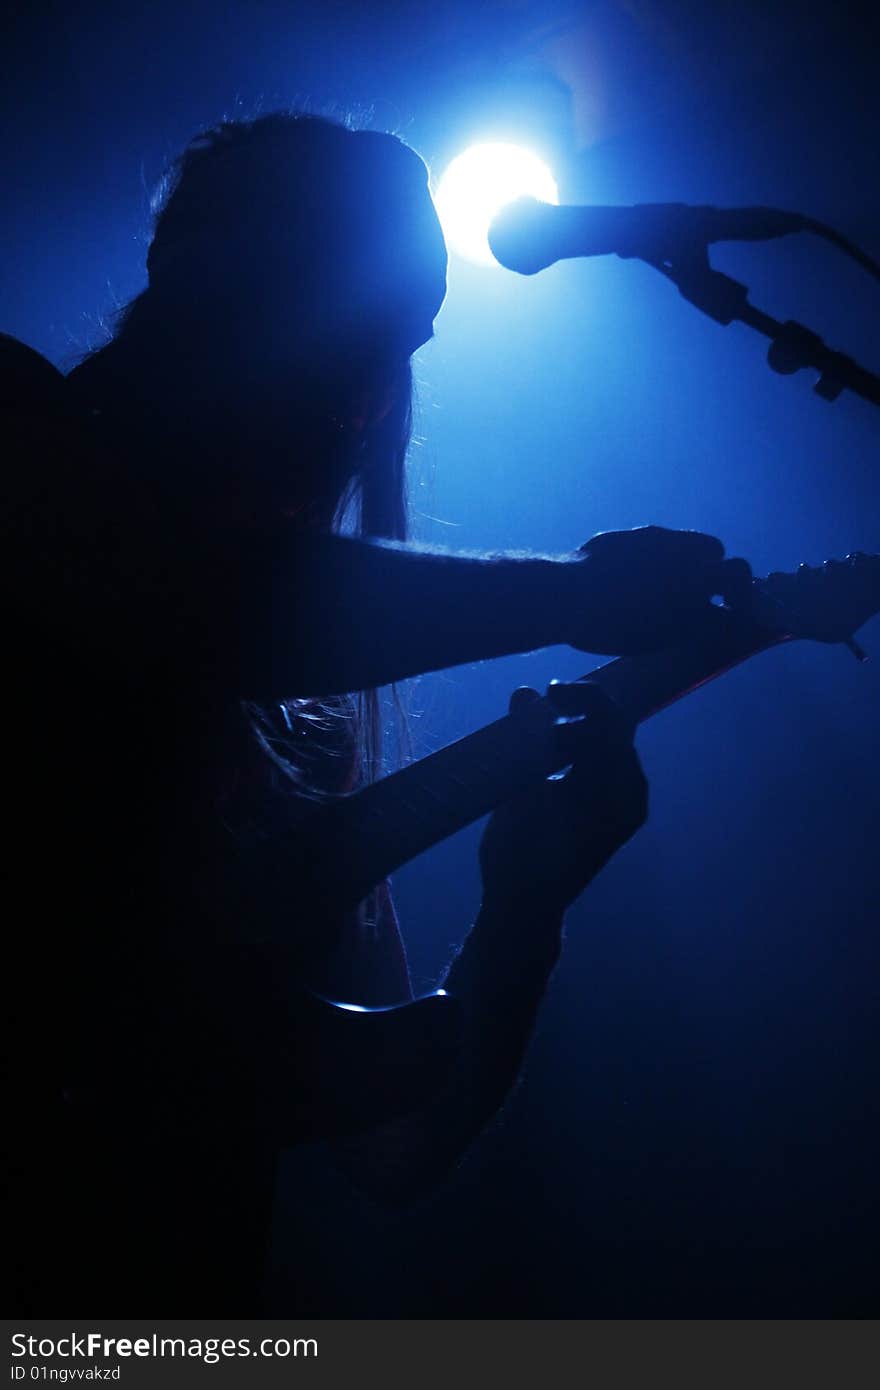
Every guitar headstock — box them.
[754,551,880,646]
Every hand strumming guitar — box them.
[336,683,648,1201]
[479,683,648,917]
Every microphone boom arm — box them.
[488,197,880,409]
[648,248,880,408]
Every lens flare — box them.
[434,143,559,267]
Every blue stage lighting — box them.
[434,143,558,266]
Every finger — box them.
[507,687,561,746]
[547,681,638,763]
[507,685,557,744]
[652,526,725,565]
[508,685,544,716]
[580,526,725,565]
[708,556,753,609]
[545,679,619,719]
[570,682,637,746]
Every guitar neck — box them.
[585,610,784,725]
[304,608,786,912]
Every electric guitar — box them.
[260,551,880,1135]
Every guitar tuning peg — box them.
[844,636,868,662]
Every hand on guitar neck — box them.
[570,525,754,653]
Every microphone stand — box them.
[643,248,880,408]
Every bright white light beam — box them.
[434,142,559,267]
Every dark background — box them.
[4,1,879,1315]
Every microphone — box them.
[487,197,806,274]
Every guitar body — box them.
[284,987,461,1138]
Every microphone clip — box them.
[650,250,751,327]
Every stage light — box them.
[434,143,558,267]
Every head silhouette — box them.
[86,112,448,535]
[147,115,446,394]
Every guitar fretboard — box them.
[301,607,784,912]
[586,611,781,724]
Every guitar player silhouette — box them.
[6,112,753,1313]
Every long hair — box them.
[79,112,444,798]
